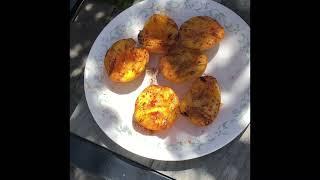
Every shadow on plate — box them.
[103,68,145,94]
[91,113,249,171]
[204,43,220,62]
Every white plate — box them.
[84,0,250,161]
